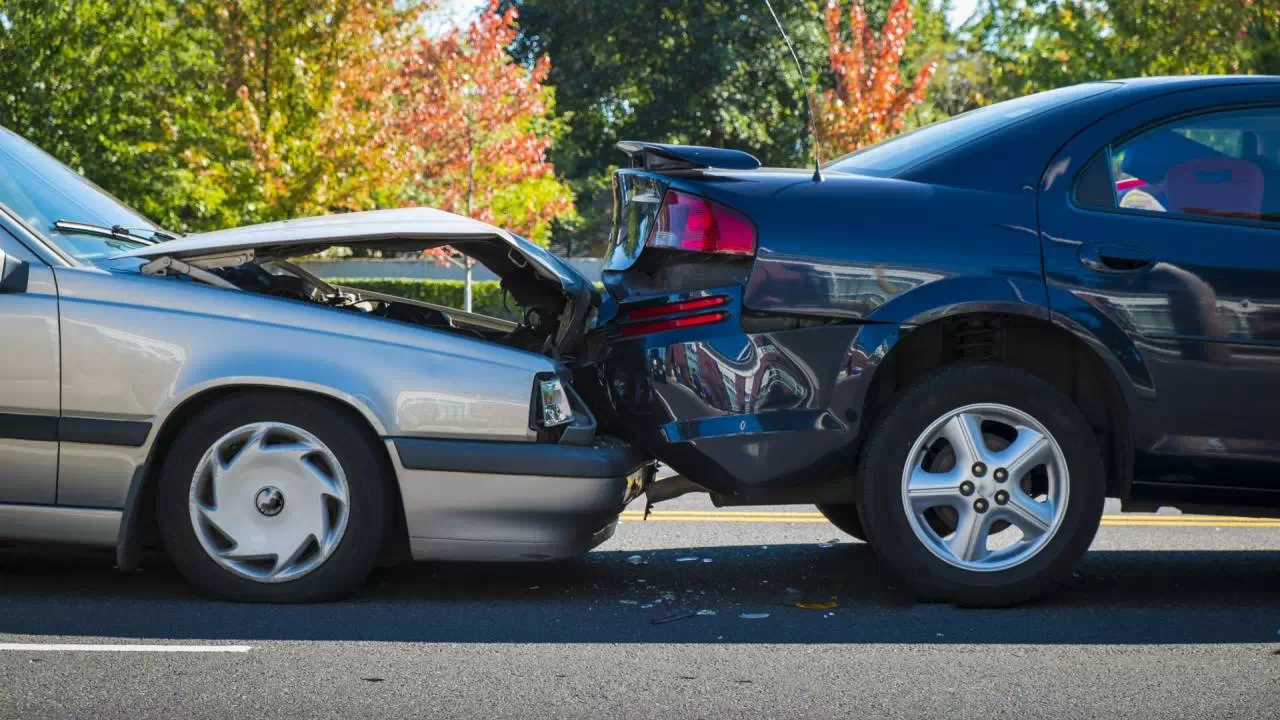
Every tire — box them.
[816,503,867,542]
[855,364,1105,607]
[156,392,390,603]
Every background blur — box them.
[1,0,1276,262]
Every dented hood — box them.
[114,207,591,301]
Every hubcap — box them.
[900,403,1069,572]
[189,422,350,583]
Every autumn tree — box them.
[817,0,937,157]
[394,1,574,244]
[187,0,430,228]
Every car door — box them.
[0,219,60,504]
[1040,83,1280,493]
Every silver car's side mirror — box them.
[0,248,30,293]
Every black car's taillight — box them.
[646,190,756,256]
[618,295,730,337]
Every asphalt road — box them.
[3,495,1280,719]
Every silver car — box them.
[0,126,653,602]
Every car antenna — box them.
[763,0,823,182]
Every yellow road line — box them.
[618,511,1280,528]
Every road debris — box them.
[676,557,699,562]
[780,587,803,606]
[795,601,838,610]
[818,538,841,548]
[702,558,713,563]
[696,609,717,616]
[651,612,698,625]
[626,555,645,565]
[619,599,639,605]
[739,613,771,620]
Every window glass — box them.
[1087,107,1280,224]
[827,82,1119,178]
[0,126,159,261]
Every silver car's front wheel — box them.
[157,392,388,603]
[189,422,351,583]
[901,403,1069,572]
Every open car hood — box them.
[114,207,586,295]
[115,207,598,357]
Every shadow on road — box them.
[2,543,1279,645]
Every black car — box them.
[586,76,1280,606]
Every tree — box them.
[817,0,937,157]
[504,0,951,255]
[0,0,225,231]
[967,0,1280,106]
[393,0,576,307]
[185,0,430,229]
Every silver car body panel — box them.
[0,505,121,547]
[0,231,60,504]
[386,441,646,562]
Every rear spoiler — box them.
[616,141,761,172]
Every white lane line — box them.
[0,644,251,653]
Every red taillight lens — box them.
[646,190,756,256]
[624,295,728,322]
[619,311,729,337]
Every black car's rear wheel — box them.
[855,364,1104,607]
[816,503,867,542]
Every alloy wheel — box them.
[900,403,1070,572]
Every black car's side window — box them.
[1076,106,1280,226]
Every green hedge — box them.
[330,278,519,320]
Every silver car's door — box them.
[0,225,60,504]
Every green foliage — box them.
[502,0,952,255]
[964,0,1280,107]
[0,0,226,231]
[331,278,519,320]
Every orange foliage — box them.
[817,0,936,157]
[392,0,573,245]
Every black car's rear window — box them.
[827,83,1120,178]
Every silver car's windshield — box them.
[0,125,165,260]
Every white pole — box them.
[464,257,473,313]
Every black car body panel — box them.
[591,76,1280,510]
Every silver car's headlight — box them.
[538,377,574,427]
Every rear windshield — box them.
[826,83,1120,178]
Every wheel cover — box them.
[900,403,1069,573]
[188,422,350,583]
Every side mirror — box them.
[0,248,30,293]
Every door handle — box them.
[1078,244,1153,273]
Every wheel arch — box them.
[116,383,409,572]
[849,309,1136,500]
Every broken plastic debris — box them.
[794,601,838,610]
[739,613,771,620]
[696,609,717,616]
[619,600,639,605]
[651,612,698,625]
[640,604,654,609]
[818,538,841,548]
[626,555,644,565]
[676,557,699,563]
[702,558,713,563]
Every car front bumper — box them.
[387,436,654,562]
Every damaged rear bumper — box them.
[387,436,655,562]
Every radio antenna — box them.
[762,0,823,182]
